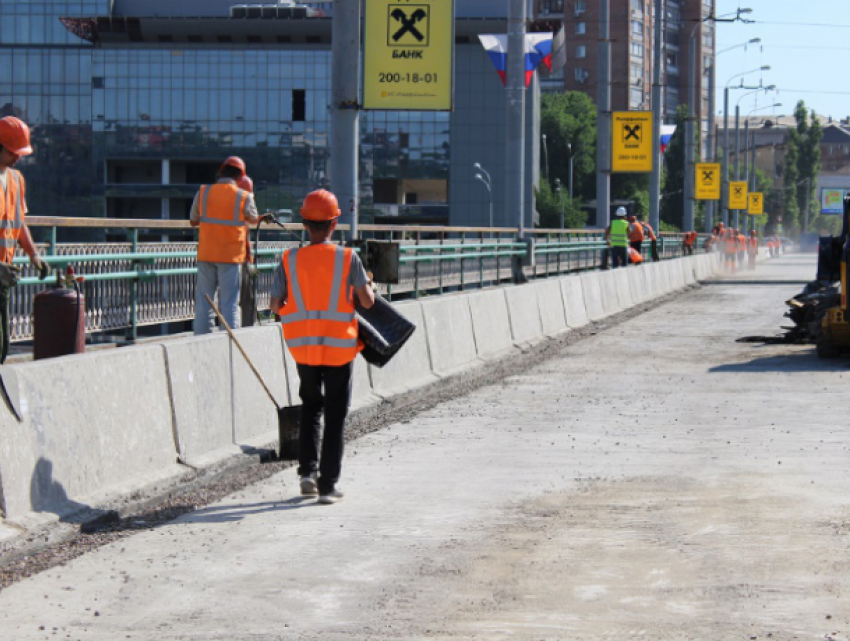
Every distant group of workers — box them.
[703,222,781,272]
[603,206,659,268]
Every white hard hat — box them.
[615,207,627,217]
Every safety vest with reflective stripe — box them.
[628,221,645,242]
[609,219,629,247]
[280,244,362,367]
[196,183,249,263]
[0,169,24,264]
[748,237,758,253]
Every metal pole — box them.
[542,134,549,183]
[743,118,749,232]
[684,26,697,232]
[649,0,663,234]
[705,63,716,232]
[568,144,574,205]
[722,86,730,226]
[331,0,361,241]
[734,103,741,229]
[750,129,757,234]
[506,0,526,234]
[595,0,611,228]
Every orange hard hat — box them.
[0,116,33,156]
[300,189,340,222]
[750,230,756,235]
[220,156,246,178]
[237,175,254,193]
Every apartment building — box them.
[534,0,715,128]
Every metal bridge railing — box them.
[10,217,698,343]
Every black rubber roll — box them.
[355,295,416,368]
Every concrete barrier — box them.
[655,262,673,295]
[670,259,686,290]
[505,283,545,346]
[421,294,480,376]
[681,258,697,285]
[579,271,606,321]
[369,301,438,398]
[467,289,518,360]
[560,275,589,329]
[533,279,569,338]
[597,270,623,316]
[612,268,635,309]
[627,266,649,304]
[0,347,184,521]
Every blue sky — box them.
[715,0,849,121]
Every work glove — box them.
[33,257,50,281]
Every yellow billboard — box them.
[748,192,764,215]
[695,163,721,200]
[729,181,749,210]
[612,111,653,172]
[363,0,454,111]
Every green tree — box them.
[660,105,689,230]
[535,179,588,229]
[780,126,801,236]
[794,101,823,234]
[540,92,598,202]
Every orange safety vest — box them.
[748,237,758,253]
[737,234,747,251]
[196,183,250,263]
[628,221,645,242]
[724,234,738,254]
[279,244,362,367]
[0,169,25,264]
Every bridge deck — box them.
[3,253,848,640]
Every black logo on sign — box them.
[623,124,642,143]
[734,186,744,197]
[701,169,714,184]
[388,5,430,47]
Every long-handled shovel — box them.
[204,294,299,460]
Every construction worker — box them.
[604,207,630,269]
[269,189,375,505]
[237,174,257,328]
[190,156,259,335]
[627,215,645,258]
[723,228,738,272]
[0,116,50,363]
[639,216,659,261]
[682,230,697,256]
[736,228,747,267]
[747,230,759,270]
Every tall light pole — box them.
[474,162,493,231]
[541,134,549,184]
[722,65,770,226]
[554,178,565,229]
[735,85,775,228]
[567,143,574,205]
[596,0,611,228]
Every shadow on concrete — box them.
[180,497,318,524]
[701,280,810,287]
[710,351,849,374]
[30,457,120,531]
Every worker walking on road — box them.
[604,207,630,269]
[269,190,375,505]
[190,156,259,335]
[0,116,50,363]
[723,228,738,273]
[747,230,759,270]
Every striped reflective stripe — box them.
[0,238,16,248]
[199,185,246,227]
[285,336,358,349]
[280,246,355,325]
[0,172,23,231]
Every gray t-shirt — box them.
[270,243,369,303]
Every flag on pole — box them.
[660,125,677,153]
[548,26,567,73]
[478,33,554,87]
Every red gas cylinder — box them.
[33,269,86,360]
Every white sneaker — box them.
[299,473,318,496]
[317,489,344,505]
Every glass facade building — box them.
[0,0,450,225]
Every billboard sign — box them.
[612,111,653,172]
[363,0,455,111]
[695,163,721,200]
[728,181,748,210]
[747,192,764,215]
[821,189,845,215]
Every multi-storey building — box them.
[534,0,715,130]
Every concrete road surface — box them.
[3,253,850,641]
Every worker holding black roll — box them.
[269,189,375,505]
[0,116,50,363]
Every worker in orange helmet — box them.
[736,228,747,267]
[747,230,759,270]
[270,190,375,505]
[723,228,738,272]
[627,215,645,260]
[0,116,51,363]
[190,156,259,334]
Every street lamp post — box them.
[554,178,565,229]
[734,85,775,229]
[744,102,781,232]
[541,134,549,184]
[567,143,574,206]
[722,65,770,226]
[474,162,493,231]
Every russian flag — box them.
[660,124,677,153]
[479,33,554,87]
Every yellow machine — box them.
[817,200,850,358]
